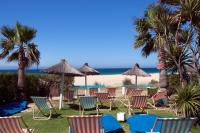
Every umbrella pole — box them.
[85,75,87,95]
[135,76,138,88]
[59,72,64,110]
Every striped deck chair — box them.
[96,93,114,111]
[79,96,99,115]
[89,88,98,96]
[126,89,143,98]
[0,116,34,133]
[128,95,148,115]
[150,117,197,133]
[67,115,104,133]
[31,96,57,120]
[107,88,116,98]
[151,91,168,109]
[64,90,76,103]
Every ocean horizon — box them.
[0,68,159,75]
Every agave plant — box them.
[175,85,200,117]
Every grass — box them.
[17,101,200,133]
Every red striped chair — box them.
[89,88,98,96]
[107,88,116,98]
[0,116,34,133]
[64,90,76,103]
[96,92,113,110]
[67,115,104,133]
[126,89,143,98]
[151,91,168,108]
[128,95,148,115]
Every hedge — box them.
[0,73,74,104]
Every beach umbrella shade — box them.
[79,63,100,87]
[42,59,84,110]
[123,63,150,87]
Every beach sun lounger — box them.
[67,115,103,133]
[128,95,148,115]
[150,117,197,133]
[0,116,34,133]
[31,96,58,120]
[96,92,114,111]
[79,96,99,115]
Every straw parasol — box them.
[42,59,84,110]
[79,63,100,87]
[123,63,150,87]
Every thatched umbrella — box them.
[42,59,84,110]
[79,63,100,87]
[123,63,150,87]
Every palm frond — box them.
[7,51,19,62]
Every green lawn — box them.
[17,101,200,133]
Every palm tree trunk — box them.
[17,48,26,99]
[157,47,168,88]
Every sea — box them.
[0,68,159,75]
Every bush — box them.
[168,74,199,95]
[149,79,159,85]
[123,78,132,85]
[175,85,200,117]
[0,73,74,104]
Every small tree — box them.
[0,22,40,99]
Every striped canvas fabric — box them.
[126,89,143,98]
[0,116,32,133]
[152,118,197,133]
[31,96,51,115]
[89,88,98,96]
[107,88,116,97]
[64,90,75,101]
[130,96,148,108]
[96,93,111,103]
[67,115,103,133]
[152,92,167,101]
[79,96,97,109]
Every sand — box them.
[74,73,159,87]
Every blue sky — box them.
[0,0,157,69]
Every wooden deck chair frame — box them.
[0,116,34,133]
[96,92,114,111]
[79,96,99,116]
[150,117,197,133]
[31,96,57,120]
[118,89,143,109]
[67,115,104,133]
[128,95,148,115]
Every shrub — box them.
[175,85,200,117]
[123,78,132,85]
[149,79,159,85]
[0,73,74,104]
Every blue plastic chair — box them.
[102,114,124,133]
[127,114,161,133]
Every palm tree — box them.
[0,22,40,99]
[134,4,177,88]
[160,0,200,86]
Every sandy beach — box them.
[74,73,159,87]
